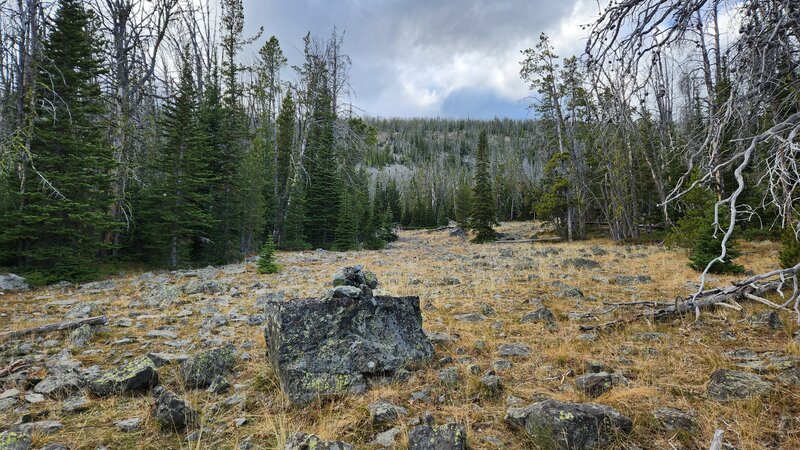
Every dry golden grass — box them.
[1,221,799,449]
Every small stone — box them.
[62,395,90,413]
[23,393,45,404]
[652,407,698,433]
[146,329,178,339]
[0,431,32,450]
[284,432,355,450]
[748,311,784,330]
[34,372,82,399]
[116,418,142,432]
[440,276,461,286]
[453,313,486,322]
[480,372,503,394]
[0,389,20,400]
[13,420,63,435]
[497,343,531,358]
[407,422,467,450]
[207,376,232,394]
[574,372,629,398]
[438,367,460,384]
[234,417,247,427]
[368,400,408,425]
[371,427,401,447]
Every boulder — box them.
[332,266,379,290]
[407,422,467,450]
[521,307,558,331]
[182,279,225,295]
[564,258,601,270]
[181,344,237,389]
[707,369,774,401]
[574,372,629,398]
[0,274,28,293]
[88,355,159,397]
[497,343,532,358]
[505,399,632,450]
[747,311,784,330]
[152,386,197,432]
[264,293,434,404]
[283,432,354,450]
[68,324,95,347]
[0,431,31,450]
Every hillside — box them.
[1,222,797,449]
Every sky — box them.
[240,0,601,120]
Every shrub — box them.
[256,240,280,274]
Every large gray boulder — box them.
[152,386,197,432]
[264,293,434,404]
[0,274,28,293]
[505,399,632,449]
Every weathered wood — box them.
[0,315,107,342]
[579,282,782,332]
[709,429,724,450]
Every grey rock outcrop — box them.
[707,369,774,401]
[283,432,354,450]
[0,274,28,293]
[152,386,197,432]
[181,344,237,389]
[407,421,467,450]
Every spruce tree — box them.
[275,91,296,238]
[0,0,117,283]
[281,174,310,250]
[305,78,339,248]
[333,188,359,251]
[137,49,213,268]
[256,239,280,274]
[469,130,497,243]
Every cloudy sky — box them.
[240,0,600,119]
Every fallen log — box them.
[0,315,107,342]
[579,281,782,332]
[496,237,563,244]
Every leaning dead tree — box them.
[587,0,800,322]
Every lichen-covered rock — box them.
[88,355,159,397]
[574,372,629,398]
[0,431,31,450]
[152,386,197,432]
[652,407,698,433]
[0,274,28,293]
[407,422,467,450]
[497,343,532,358]
[332,266,378,289]
[33,372,82,399]
[505,399,632,450]
[264,294,434,404]
[68,324,95,347]
[182,279,225,295]
[707,369,774,401]
[181,344,237,389]
[283,432,354,450]
[367,400,408,425]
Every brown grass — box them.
[1,221,798,449]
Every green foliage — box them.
[280,175,310,251]
[780,225,800,269]
[0,0,118,283]
[454,177,473,229]
[688,219,744,274]
[469,130,497,242]
[256,239,280,274]
[275,91,296,236]
[304,78,339,248]
[332,189,359,252]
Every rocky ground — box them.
[0,222,798,449]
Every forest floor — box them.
[1,221,798,449]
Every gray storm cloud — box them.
[243,0,596,118]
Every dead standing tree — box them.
[586,0,800,322]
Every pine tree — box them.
[305,77,339,248]
[688,216,744,274]
[0,0,117,283]
[333,188,359,251]
[137,48,213,268]
[281,174,310,250]
[275,91,296,238]
[469,130,497,243]
[256,239,280,274]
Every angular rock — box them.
[181,344,237,389]
[453,313,486,323]
[152,386,197,432]
[611,275,652,285]
[88,355,159,397]
[0,431,31,450]
[574,372,629,398]
[182,279,225,295]
[438,367,460,384]
[521,307,558,331]
[505,399,632,450]
[332,266,379,290]
[68,324,95,347]
[480,371,503,394]
[12,420,62,435]
[115,418,142,432]
[748,311,784,330]
[34,372,82,399]
[564,258,601,270]
[283,432,354,450]
[368,400,408,425]
[707,369,774,401]
[0,274,29,292]
[65,302,98,319]
[407,422,467,450]
[652,407,698,433]
[141,284,180,309]
[264,294,434,404]
[497,343,531,358]
[371,427,401,447]
[62,395,90,413]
